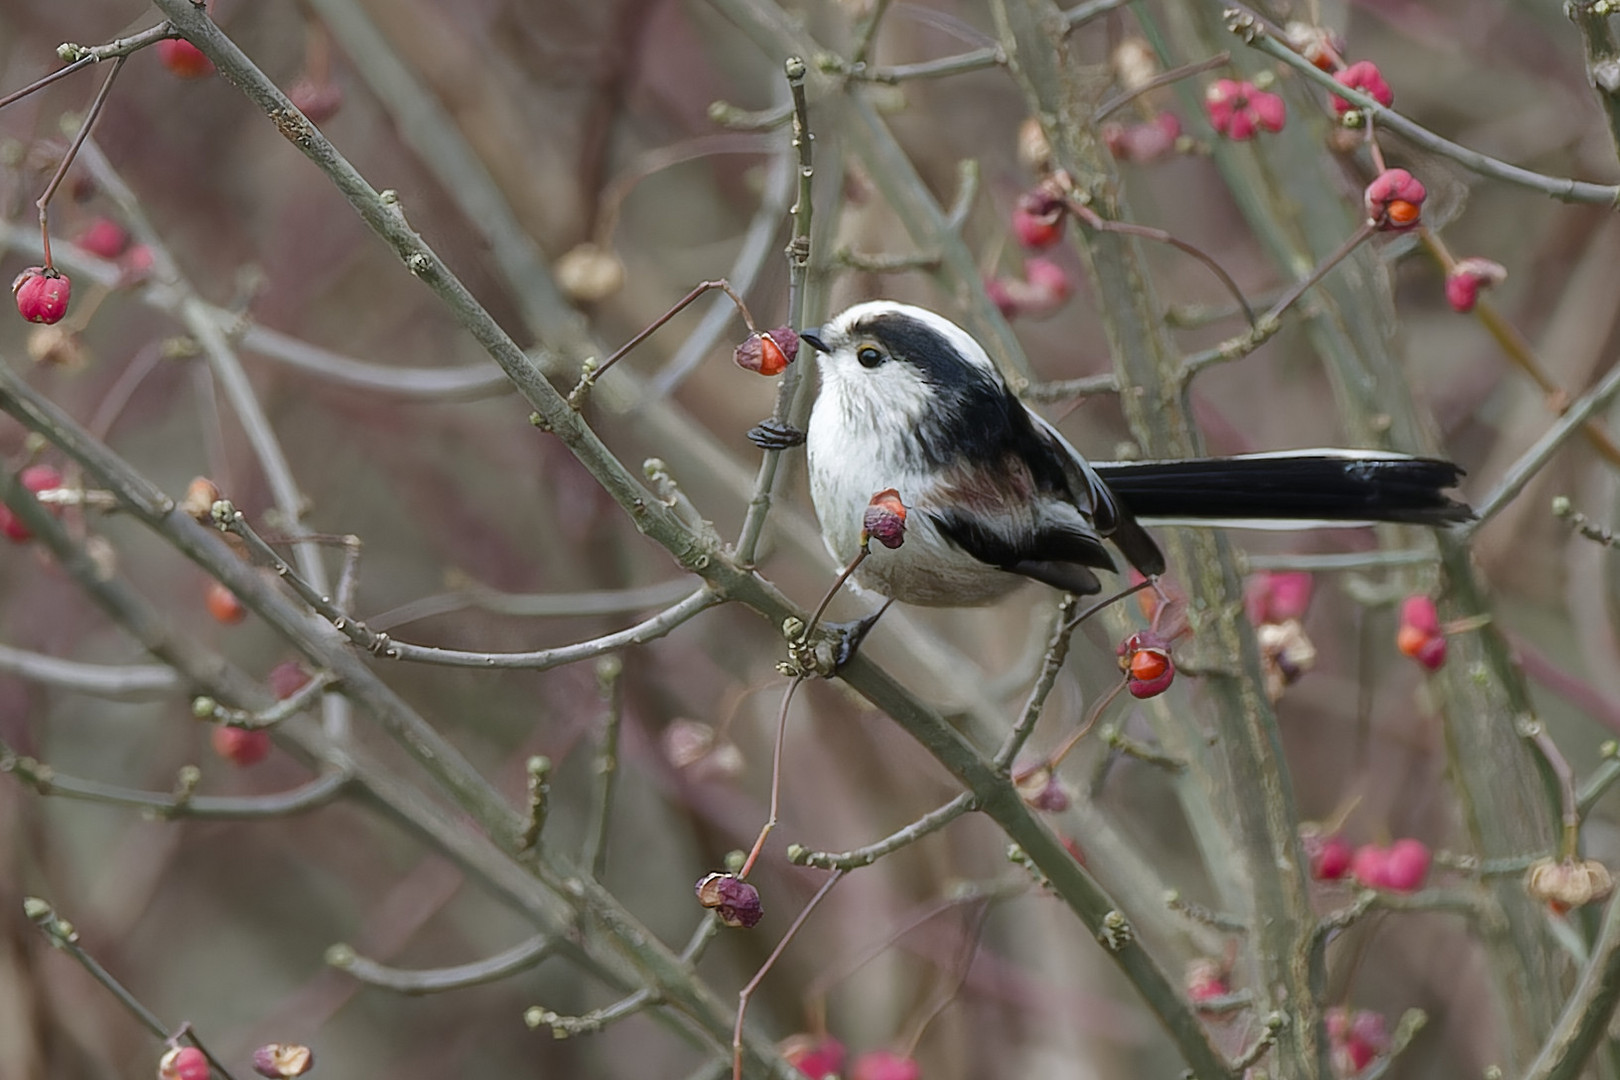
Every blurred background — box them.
[0,0,1618,1076]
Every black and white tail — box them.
[1091,450,1472,527]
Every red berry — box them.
[1398,595,1440,638]
[157,39,214,79]
[1119,629,1176,698]
[850,1050,921,1080]
[1382,838,1431,892]
[159,1045,210,1080]
[1012,188,1067,249]
[781,1035,846,1080]
[212,724,272,767]
[205,580,247,625]
[1308,833,1354,881]
[1332,60,1394,114]
[267,661,312,700]
[1104,112,1182,163]
[13,267,71,324]
[76,217,129,259]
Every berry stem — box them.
[1092,51,1229,121]
[35,56,127,271]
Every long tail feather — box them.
[1091,451,1472,526]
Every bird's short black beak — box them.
[799,329,828,353]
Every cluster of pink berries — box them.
[990,184,1074,320]
[160,1041,312,1079]
[783,1035,920,1080]
[1245,570,1317,699]
[1307,832,1431,893]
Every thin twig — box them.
[26,898,241,1080]
[732,871,845,1080]
[788,792,977,870]
[1229,12,1620,204]
[329,933,554,995]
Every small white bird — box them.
[800,301,1469,608]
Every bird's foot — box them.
[747,420,806,451]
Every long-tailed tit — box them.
[800,301,1469,608]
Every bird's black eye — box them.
[857,345,884,368]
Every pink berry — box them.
[1350,844,1390,889]
[159,1045,210,1080]
[1364,168,1426,230]
[1204,79,1286,141]
[1245,570,1314,625]
[267,661,312,701]
[781,1035,845,1080]
[1023,256,1072,302]
[76,217,129,259]
[1332,60,1394,114]
[287,77,343,123]
[1444,257,1507,314]
[157,39,214,79]
[13,267,71,324]
[1011,190,1066,249]
[212,725,272,767]
[850,1049,922,1080]
[1398,594,1441,637]
[1382,838,1431,892]
[1309,833,1354,881]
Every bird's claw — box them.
[747,420,806,451]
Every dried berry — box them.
[862,489,908,549]
[1526,856,1614,913]
[157,39,215,79]
[555,243,624,302]
[734,327,800,376]
[13,267,71,324]
[252,1043,314,1078]
[695,872,763,928]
